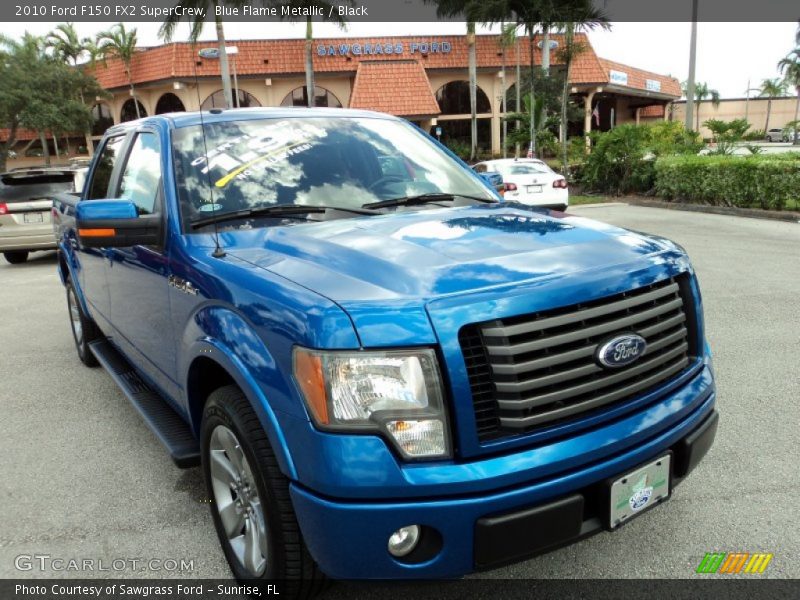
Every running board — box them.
[89,339,200,468]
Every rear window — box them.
[0,172,75,203]
[496,163,551,177]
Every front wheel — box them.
[3,251,29,264]
[66,280,99,367]
[201,385,325,597]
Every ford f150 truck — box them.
[53,108,717,592]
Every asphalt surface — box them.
[0,205,798,591]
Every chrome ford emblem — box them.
[596,334,647,369]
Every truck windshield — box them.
[172,116,495,230]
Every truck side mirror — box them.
[76,200,161,248]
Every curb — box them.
[570,202,628,208]
[624,198,800,224]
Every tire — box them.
[3,251,29,264]
[202,385,326,598]
[66,279,100,367]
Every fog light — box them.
[388,525,421,557]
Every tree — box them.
[553,0,609,177]
[160,0,248,109]
[778,47,800,145]
[0,33,100,170]
[499,22,522,156]
[45,23,84,66]
[682,81,720,132]
[703,118,750,155]
[759,77,787,132]
[96,24,141,119]
[276,1,349,108]
[427,0,485,160]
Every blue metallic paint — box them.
[54,109,717,579]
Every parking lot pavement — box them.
[0,205,798,590]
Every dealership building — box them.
[3,33,682,158]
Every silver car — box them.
[0,167,84,264]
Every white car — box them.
[473,158,568,210]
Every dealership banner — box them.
[2,579,800,600]
[2,0,799,22]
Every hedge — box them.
[654,154,800,211]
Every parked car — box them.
[0,167,84,264]
[473,169,504,195]
[473,158,568,210]
[53,109,716,588]
[765,128,785,142]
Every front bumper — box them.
[290,384,717,579]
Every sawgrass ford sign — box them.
[318,40,452,56]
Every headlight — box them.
[293,347,451,459]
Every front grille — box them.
[460,275,698,442]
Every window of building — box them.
[435,81,491,115]
[280,86,342,108]
[91,103,114,137]
[86,136,125,199]
[201,89,261,110]
[121,99,148,123]
[155,93,186,114]
[118,132,161,215]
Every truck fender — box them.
[57,242,92,317]
[181,306,299,480]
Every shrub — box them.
[580,122,701,195]
[743,128,766,141]
[654,154,800,211]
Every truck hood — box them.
[225,204,676,306]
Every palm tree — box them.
[427,0,484,160]
[278,1,348,108]
[96,24,141,119]
[683,81,720,132]
[553,1,609,177]
[46,23,89,155]
[160,0,242,109]
[778,48,800,144]
[45,23,84,66]
[500,22,522,157]
[759,77,787,132]
[506,1,548,158]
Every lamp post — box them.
[684,0,699,131]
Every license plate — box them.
[526,185,543,193]
[610,454,670,528]
[23,212,44,224]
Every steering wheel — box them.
[368,175,406,192]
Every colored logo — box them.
[596,334,647,369]
[696,553,773,574]
[628,473,653,511]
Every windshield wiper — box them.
[362,192,498,210]
[190,203,377,229]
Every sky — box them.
[1,20,796,99]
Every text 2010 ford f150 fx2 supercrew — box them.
[53,108,718,593]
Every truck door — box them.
[104,130,178,395]
[79,134,126,323]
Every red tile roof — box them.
[85,33,677,100]
[598,58,681,97]
[349,60,439,117]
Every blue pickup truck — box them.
[53,108,717,590]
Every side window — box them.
[86,136,124,199]
[118,132,161,215]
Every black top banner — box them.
[3,0,800,23]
